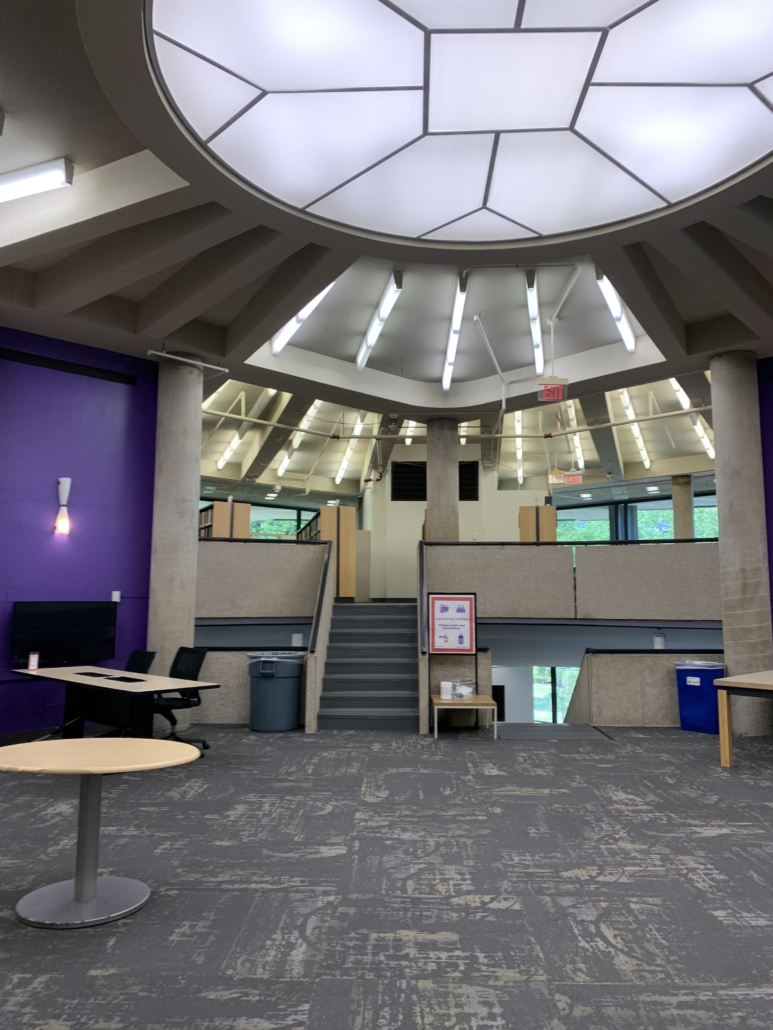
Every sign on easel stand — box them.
[428,594,476,655]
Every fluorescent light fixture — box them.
[292,399,322,450]
[216,431,242,470]
[459,422,468,446]
[618,389,651,469]
[597,273,636,353]
[326,500,339,506]
[356,272,403,370]
[335,411,367,483]
[646,486,660,493]
[55,477,72,535]
[565,399,585,471]
[525,270,544,376]
[669,378,715,458]
[271,282,336,355]
[277,451,292,477]
[405,420,416,446]
[515,411,524,484]
[0,159,73,205]
[442,275,468,391]
[265,493,278,499]
[580,492,592,499]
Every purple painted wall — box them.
[0,328,157,733]
[759,357,773,608]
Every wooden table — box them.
[0,737,199,928]
[713,671,773,768]
[14,665,220,738]
[431,694,498,740]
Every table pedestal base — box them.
[16,876,151,928]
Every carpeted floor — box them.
[2,725,773,1029]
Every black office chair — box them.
[125,650,156,674]
[153,647,209,751]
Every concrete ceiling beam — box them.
[576,392,625,482]
[34,202,244,314]
[137,227,306,338]
[707,196,773,260]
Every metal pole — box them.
[74,775,102,903]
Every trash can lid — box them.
[248,651,305,661]
[674,661,725,669]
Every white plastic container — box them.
[27,653,39,671]
[440,681,453,700]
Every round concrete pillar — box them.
[711,350,773,735]
[426,418,459,542]
[672,475,694,539]
[147,360,203,678]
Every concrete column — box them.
[711,350,773,735]
[147,360,203,678]
[672,475,694,539]
[426,418,459,541]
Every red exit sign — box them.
[537,377,570,403]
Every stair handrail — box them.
[418,539,428,655]
[310,540,333,654]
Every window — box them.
[391,461,480,501]
[249,506,316,539]
[532,666,581,723]
[556,506,612,542]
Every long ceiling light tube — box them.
[405,420,417,446]
[525,270,544,376]
[215,388,276,470]
[442,275,468,392]
[515,411,524,484]
[618,389,651,469]
[356,272,403,370]
[335,411,368,484]
[271,282,336,355]
[597,273,636,353]
[292,399,323,450]
[277,451,292,477]
[565,399,585,471]
[0,158,73,205]
[668,378,715,459]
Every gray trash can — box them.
[248,653,304,732]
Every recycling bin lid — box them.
[248,650,305,661]
[674,661,725,669]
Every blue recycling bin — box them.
[675,662,726,734]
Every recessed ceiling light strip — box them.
[597,273,636,353]
[356,271,403,370]
[618,388,651,469]
[0,158,73,205]
[515,410,524,484]
[335,410,368,484]
[565,399,585,471]
[441,275,468,391]
[668,378,715,459]
[525,270,544,376]
[271,282,336,355]
[405,420,417,446]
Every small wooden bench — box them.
[430,694,498,740]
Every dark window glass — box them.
[391,461,479,501]
[459,460,479,501]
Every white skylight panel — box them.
[428,32,601,132]
[594,0,773,84]
[152,0,424,91]
[153,36,261,140]
[577,86,773,203]
[488,131,663,235]
[393,0,520,28]
[521,0,647,27]
[210,91,423,208]
[423,209,536,241]
[310,134,494,238]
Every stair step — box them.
[323,674,418,689]
[320,691,418,710]
[317,711,419,732]
[327,646,416,660]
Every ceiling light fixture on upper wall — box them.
[277,451,292,477]
[668,378,715,460]
[459,423,468,446]
[405,420,416,445]
[335,410,368,484]
[356,271,403,370]
[597,273,636,353]
[515,411,524,484]
[292,399,323,449]
[565,399,585,470]
[216,432,242,470]
[271,282,336,355]
[525,270,545,376]
[215,387,277,469]
[442,275,468,391]
[0,158,73,205]
[618,389,651,469]
[54,477,71,535]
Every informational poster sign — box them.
[428,593,476,655]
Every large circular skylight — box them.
[149,0,773,243]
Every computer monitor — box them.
[11,601,118,667]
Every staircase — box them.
[317,602,419,731]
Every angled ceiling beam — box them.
[137,227,305,338]
[576,393,624,482]
[592,242,687,361]
[225,245,356,364]
[650,222,773,342]
[672,371,714,428]
[241,393,318,482]
[0,151,194,267]
[366,415,405,482]
[708,196,773,260]
[34,202,245,313]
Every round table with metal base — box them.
[0,737,200,929]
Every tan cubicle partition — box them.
[199,500,251,539]
[318,506,356,598]
[519,505,557,542]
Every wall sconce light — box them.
[55,478,71,534]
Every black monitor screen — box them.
[11,601,118,667]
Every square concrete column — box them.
[672,475,694,539]
[147,360,203,680]
[426,418,459,542]
[710,350,773,735]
